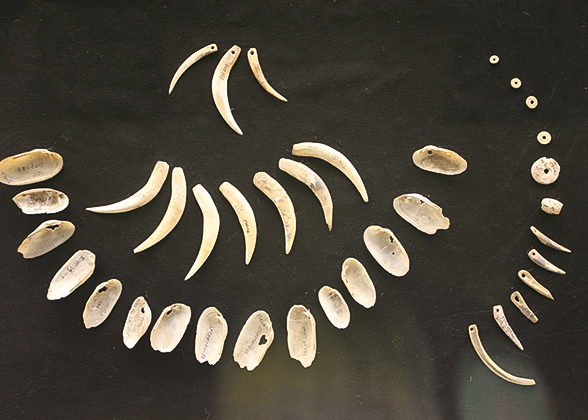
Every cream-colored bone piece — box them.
[219,182,257,264]
[341,258,376,308]
[247,48,287,102]
[511,291,538,323]
[83,279,122,329]
[233,310,274,371]
[185,185,220,280]
[212,45,243,135]
[528,249,565,275]
[393,193,450,234]
[253,172,296,254]
[287,305,317,368]
[279,158,333,230]
[493,305,524,351]
[468,324,535,386]
[363,225,410,276]
[541,198,563,215]
[86,161,169,213]
[150,303,191,353]
[134,167,186,253]
[412,145,467,175]
[169,43,218,94]
[195,307,228,365]
[518,270,554,300]
[0,149,63,186]
[510,78,521,89]
[318,286,350,329]
[530,226,571,253]
[123,296,152,349]
[526,96,538,109]
[13,188,69,214]
[47,250,95,300]
[489,55,499,64]
[531,157,560,185]
[292,142,368,202]
[537,131,551,145]
[18,220,75,259]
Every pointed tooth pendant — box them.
[511,291,538,323]
[211,45,243,135]
[530,226,571,253]
[219,181,257,264]
[247,48,287,101]
[493,305,524,350]
[169,43,218,94]
[518,270,554,300]
[528,249,565,274]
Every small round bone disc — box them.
[511,78,521,89]
[526,96,538,109]
[537,131,551,145]
[531,157,560,185]
[489,55,499,64]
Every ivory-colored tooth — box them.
[150,303,191,353]
[219,182,257,264]
[518,270,554,300]
[134,167,186,253]
[83,279,122,329]
[468,324,536,386]
[47,250,95,300]
[233,310,274,371]
[393,193,450,235]
[253,172,296,254]
[511,291,538,323]
[541,198,563,215]
[212,45,243,135]
[13,188,69,214]
[292,142,368,202]
[185,185,220,280]
[0,148,63,186]
[86,161,169,214]
[363,225,410,276]
[412,145,467,175]
[247,48,287,102]
[278,158,333,230]
[318,286,350,329]
[195,307,228,365]
[341,258,376,308]
[169,43,218,94]
[530,226,571,253]
[287,305,316,368]
[528,249,565,275]
[531,157,560,185]
[123,296,152,349]
[493,305,524,351]
[18,220,75,259]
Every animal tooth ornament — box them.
[0,148,63,186]
[341,258,376,308]
[123,297,152,349]
[318,286,351,329]
[247,48,287,102]
[528,249,565,274]
[493,305,524,351]
[234,310,274,371]
[531,157,560,185]
[212,45,243,135]
[511,292,538,323]
[287,305,317,368]
[150,303,191,353]
[18,220,75,259]
[518,270,554,300]
[393,193,450,234]
[195,307,228,365]
[541,198,563,215]
[363,225,410,276]
[412,145,467,175]
[530,226,571,253]
[168,43,218,94]
[83,279,122,329]
[219,182,257,264]
[47,250,96,300]
[13,188,69,214]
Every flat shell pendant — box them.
[13,188,69,214]
[150,303,191,353]
[363,225,410,276]
[341,258,376,308]
[412,145,467,175]
[287,305,317,368]
[531,157,560,185]
[0,149,63,186]
[123,296,152,349]
[47,250,96,300]
[83,279,122,328]
[393,193,450,234]
[195,307,228,365]
[318,286,350,329]
[18,220,75,258]
[233,310,274,371]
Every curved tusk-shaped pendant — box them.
[493,305,524,350]
[212,45,243,135]
[169,43,218,94]
[518,270,554,300]
[278,158,333,230]
[219,182,257,264]
[185,185,220,280]
[511,291,538,323]
[528,249,565,274]
[468,324,535,386]
[247,48,287,102]
[292,142,368,202]
[253,172,296,254]
[134,167,187,253]
[530,226,571,253]
[87,161,170,214]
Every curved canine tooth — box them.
[247,48,287,102]
[278,158,333,230]
[150,303,191,353]
[212,45,243,135]
[123,296,152,349]
[134,167,186,253]
[518,270,554,300]
[233,310,274,371]
[83,279,122,329]
[511,291,538,323]
[468,324,536,386]
[87,161,170,214]
[292,142,368,202]
[18,220,75,259]
[219,182,257,264]
[287,305,317,368]
[530,226,571,253]
[185,185,220,280]
[253,172,296,254]
[169,43,218,94]
[493,305,524,351]
[195,307,228,365]
[527,249,565,274]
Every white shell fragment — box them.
[219,182,257,264]
[531,157,560,185]
[518,270,554,300]
[341,258,376,308]
[363,225,410,276]
[537,131,551,145]
[526,96,538,109]
[528,249,565,275]
[212,45,243,135]
[541,198,563,215]
[247,48,287,102]
[489,55,499,64]
[233,310,274,371]
[393,193,450,235]
[123,296,152,349]
[412,145,467,175]
[530,226,571,253]
[511,291,538,323]
[18,220,75,259]
[86,161,169,214]
[493,305,524,351]
[318,286,350,329]
[169,43,218,94]
[510,78,521,89]
[83,279,122,329]
[287,305,317,368]
[0,149,63,186]
[195,307,228,365]
[150,303,191,353]
[47,250,95,300]
[13,188,69,214]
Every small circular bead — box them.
[489,55,499,64]
[526,96,538,109]
[537,131,551,145]
[511,78,521,89]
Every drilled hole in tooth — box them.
[515,296,520,302]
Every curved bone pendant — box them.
[123,296,152,349]
[212,45,243,135]
[247,48,287,102]
[150,303,191,353]
[292,142,368,202]
[13,188,69,214]
[253,172,296,254]
[393,193,450,235]
[87,161,169,214]
[518,270,553,300]
[185,185,220,280]
[412,145,467,175]
[0,149,63,186]
[493,305,524,351]
[530,226,571,253]
[287,305,316,368]
[541,198,563,215]
[279,158,333,230]
[363,225,410,276]
[233,310,274,371]
[18,220,75,259]
[195,307,228,365]
[511,292,538,323]
[528,249,565,274]
[341,258,376,308]
[468,324,535,386]
[531,157,560,185]
[134,167,186,253]
[318,286,350,329]
[169,43,218,94]
[47,250,95,300]
[83,279,122,329]
[219,182,257,264]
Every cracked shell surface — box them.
[341,258,376,308]
[47,250,95,300]
[150,303,191,353]
[18,220,75,258]
[364,225,410,276]
[412,145,467,175]
[393,193,450,235]
[123,297,152,349]
[13,188,69,214]
[195,307,228,365]
[233,310,274,371]
[287,305,317,368]
[0,149,63,186]
[83,279,122,329]
[531,157,560,185]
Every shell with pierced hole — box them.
[393,193,450,234]
[18,220,75,258]
[233,310,274,371]
[150,303,191,353]
[364,225,410,276]
[412,145,467,175]
[83,279,122,328]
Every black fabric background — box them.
[0,1,587,419]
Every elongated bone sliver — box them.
[134,167,186,253]
[341,258,376,308]
[412,145,467,175]
[318,286,350,329]
[150,303,191,353]
[469,324,535,386]
[292,142,368,202]
[185,185,220,280]
[279,158,333,230]
[83,279,122,329]
[541,198,563,215]
[234,310,274,371]
[0,148,63,186]
[530,226,571,253]
[219,182,257,264]
[86,161,169,213]
[13,188,69,214]
[287,305,317,368]
[493,305,524,351]
[169,43,218,94]
[363,225,410,276]
[518,270,554,300]
[123,296,152,349]
[47,250,96,300]
[253,172,296,254]
[528,249,565,275]
[212,45,243,135]
[195,307,228,365]
[393,193,450,234]
[247,48,287,102]
[18,220,75,259]
[511,291,538,323]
